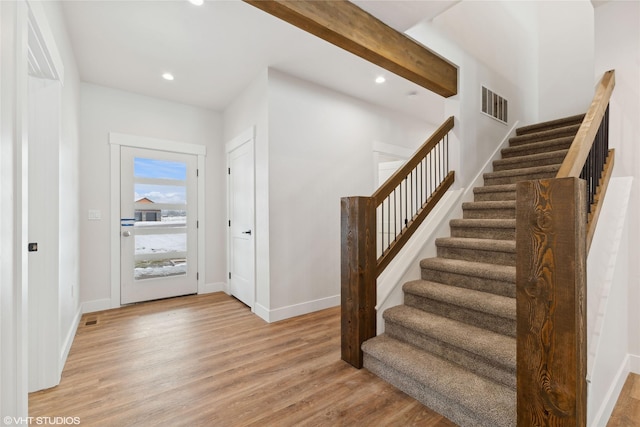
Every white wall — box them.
[428,0,539,123]
[265,69,435,319]
[537,1,595,121]
[79,84,225,309]
[407,17,527,191]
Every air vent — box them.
[482,86,508,124]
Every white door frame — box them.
[109,133,206,309]
[225,127,256,308]
[1,0,65,416]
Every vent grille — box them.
[482,86,508,124]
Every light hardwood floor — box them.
[607,373,640,427]
[29,293,456,426]
[30,292,637,426]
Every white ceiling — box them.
[60,0,455,121]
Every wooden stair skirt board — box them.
[361,113,585,427]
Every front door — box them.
[120,146,198,304]
[228,140,255,308]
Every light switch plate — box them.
[88,209,101,220]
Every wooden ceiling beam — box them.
[243,0,458,98]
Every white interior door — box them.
[228,140,255,308]
[27,77,61,392]
[120,147,198,304]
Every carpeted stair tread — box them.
[420,257,515,298]
[450,218,516,240]
[516,113,585,136]
[436,237,515,252]
[383,305,516,371]
[362,335,516,427]
[462,200,516,219]
[473,184,516,201]
[436,237,515,266]
[508,123,580,147]
[501,135,574,158]
[483,164,560,186]
[493,149,568,172]
[420,257,515,284]
[403,280,516,321]
[450,218,516,230]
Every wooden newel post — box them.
[516,177,587,426]
[341,196,377,368]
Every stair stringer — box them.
[375,120,519,334]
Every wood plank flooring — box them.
[29,293,456,426]
[607,373,640,427]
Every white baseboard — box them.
[590,353,636,427]
[59,306,82,375]
[254,295,340,323]
[199,281,226,294]
[82,298,112,314]
[629,353,640,373]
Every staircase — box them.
[361,114,585,427]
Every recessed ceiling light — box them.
[188,0,204,5]
[162,73,175,81]
[375,76,386,84]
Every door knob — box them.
[122,230,131,237]
[242,230,252,235]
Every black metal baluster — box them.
[392,189,395,243]
[404,177,408,227]
[445,134,449,175]
[380,202,384,257]
[410,169,414,221]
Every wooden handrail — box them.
[373,116,455,276]
[556,70,615,179]
[373,116,454,205]
[341,116,455,368]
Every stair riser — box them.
[474,190,516,202]
[509,126,578,146]
[501,139,573,158]
[404,293,516,337]
[437,246,515,267]
[385,321,516,389]
[463,208,515,220]
[484,171,557,186]
[493,155,566,172]
[450,227,516,240]
[363,355,513,427]
[420,268,514,298]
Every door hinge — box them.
[197,220,199,229]
[229,272,231,279]
[196,169,199,177]
[197,272,199,280]
[228,220,231,227]
[228,167,230,175]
